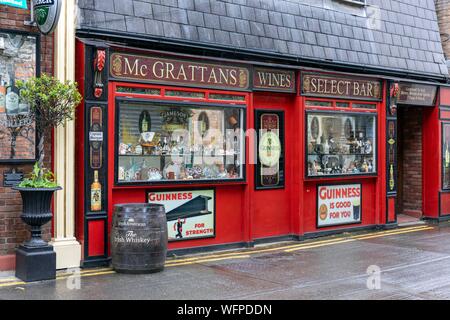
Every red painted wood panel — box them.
[88,220,105,257]
[440,87,450,106]
[440,193,450,216]
[388,197,396,223]
[251,92,296,240]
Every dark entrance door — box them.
[397,106,423,220]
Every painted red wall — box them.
[423,96,441,218]
[298,75,384,234]
[101,83,252,255]
[250,92,297,240]
[303,179,377,233]
[110,186,246,251]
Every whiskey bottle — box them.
[91,170,102,211]
[5,79,19,116]
[0,80,6,113]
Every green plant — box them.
[18,162,58,188]
[17,74,82,184]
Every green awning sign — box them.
[0,0,28,9]
[33,0,61,35]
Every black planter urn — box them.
[13,186,61,282]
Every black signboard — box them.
[3,170,24,187]
[397,83,437,106]
[255,110,285,190]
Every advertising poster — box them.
[255,110,285,189]
[317,184,362,227]
[148,189,215,241]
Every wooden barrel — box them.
[111,203,168,274]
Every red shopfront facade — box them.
[74,40,445,267]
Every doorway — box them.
[397,106,423,224]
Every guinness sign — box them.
[302,72,382,101]
[33,0,61,35]
[110,53,250,91]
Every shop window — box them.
[209,93,245,101]
[165,90,205,99]
[352,103,376,110]
[443,123,450,189]
[306,112,376,177]
[337,0,365,5]
[0,31,38,162]
[116,100,245,184]
[336,102,350,108]
[116,86,160,96]
[305,100,333,108]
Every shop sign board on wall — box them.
[147,189,215,241]
[0,0,27,9]
[397,83,437,106]
[110,52,250,91]
[33,0,62,35]
[317,184,362,227]
[253,68,296,93]
[301,72,382,101]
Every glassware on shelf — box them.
[117,102,244,182]
[148,167,162,181]
[163,161,181,180]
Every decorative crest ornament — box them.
[389,82,400,116]
[93,49,106,99]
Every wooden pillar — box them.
[50,0,81,269]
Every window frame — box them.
[304,109,378,180]
[114,97,247,186]
[336,0,366,6]
[254,109,285,190]
[0,29,40,164]
[442,122,450,190]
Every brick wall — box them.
[436,0,450,60]
[0,1,53,269]
[398,106,423,216]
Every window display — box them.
[0,31,38,162]
[306,112,376,177]
[116,101,244,183]
[443,123,450,189]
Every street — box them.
[1,223,450,300]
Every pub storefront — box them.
[74,40,444,267]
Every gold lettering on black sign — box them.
[253,68,296,92]
[110,53,249,90]
[302,73,382,100]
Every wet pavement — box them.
[1,224,450,300]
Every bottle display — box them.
[91,170,102,211]
[307,113,376,177]
[117,102,244,183]
[5,78,19,116]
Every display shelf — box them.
[116,99,245,184]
